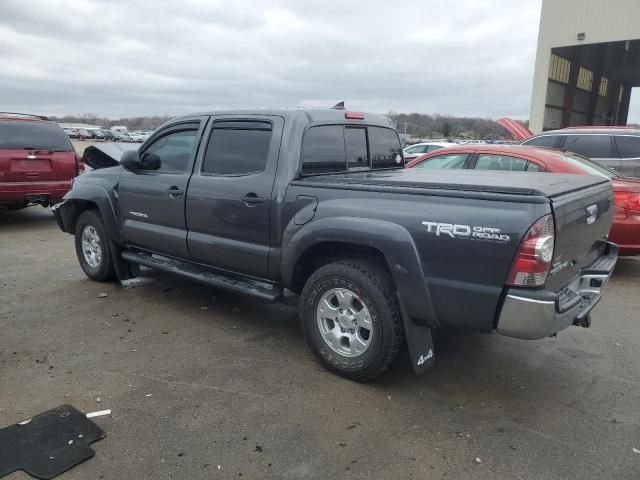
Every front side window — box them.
[563,135,613,158]
[413,153,469,169]
[615,135,640,159]
[475,154,527,171]
[522,135,557,148]
[140,128,197,173]
[202,121,272,175]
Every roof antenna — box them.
[332,101,345,110]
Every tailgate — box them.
[0,149,76,182]
[545,182,614,291]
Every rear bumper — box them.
[609,210,640,256]
[0,180,72,202]
[497,242,618,340]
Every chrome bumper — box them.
[497,243,618,340]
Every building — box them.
[529,0,640,133]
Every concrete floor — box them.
[1,207,639,479]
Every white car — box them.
[403,142,452,160]
[128,131,147,142]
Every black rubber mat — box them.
[0,405,105,479]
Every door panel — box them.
[186,116,284,278]
[118,122,202,259]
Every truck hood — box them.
[497,118,534,141]
[82,142,138,169]
[295,169,611,199]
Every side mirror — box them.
[120,150,141,171]
[141,153,161,171]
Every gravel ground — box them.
[1,207,639,479]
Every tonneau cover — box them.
[294,169,610,198]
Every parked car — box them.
[0,113,82,210]
[53,108,616,381]
[497,119,640,177]
[115,132,133,142]
[76,129,92,140]
[63,128,78,139]
[403,141,450,161]
[90,129,105,140]
[407,144,640,256]
[101,129,116,141]
[128,131,146,142]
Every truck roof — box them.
[174,109,395,127]
[295,169,611,199]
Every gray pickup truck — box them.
[53,108,618,381]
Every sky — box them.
[0,0,638,121]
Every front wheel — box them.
[74,210,116,282]
[300,259,404,381]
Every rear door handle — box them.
[167,186,184,197]
[241,193,265,205]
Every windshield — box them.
[562,153,620,179]
[0,121,73,151]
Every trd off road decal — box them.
[422,221,511,243]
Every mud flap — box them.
[108,239,140,281]
[397,293,435,374]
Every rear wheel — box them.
[74,210,115,282]
[300,259,403,381]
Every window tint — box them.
[526,162,545,172]
[413,153,468,169]
[563,135,613,158]
[368,126,403,168]
[140,129,197,173]
[202,121,272,175]
[615,135,640,158]
[0,121,73,151]
[301,126,345,174]
[345,127,368,169]
[522,135,557,148]
[475,154,527,171]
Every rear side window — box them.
[522,135,557,148]
[301,125,403,175]
[413,153,468,169]
[475,154,527,171]
[427,145,445,153]
[0,121,73,151]
[526,162,545,172]
[203,121,273,175]
[563,135,613,158]
[615,135,640,158]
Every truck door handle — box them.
[167,186,184,197]
[241,193,265,205]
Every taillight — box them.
[614,191,640,212]
[507,214,555,287]
[75,152,84,175]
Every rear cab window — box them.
[0,121,73,151]
[301,124,402,175]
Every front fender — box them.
[55,184,121,243]
[281,217,438,325]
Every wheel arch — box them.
[282,217,438,325]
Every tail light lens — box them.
[75,152,84,175]
[507,214,555,287]
[614,191,640,212]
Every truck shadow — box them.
[0,207,57,228]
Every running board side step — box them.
[121,250,283,303]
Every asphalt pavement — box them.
[1,207,639,479]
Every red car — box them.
[0,113,83,210]
[406,144,640,256]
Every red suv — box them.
[0,113,82,210]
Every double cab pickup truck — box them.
[53,108,618,381]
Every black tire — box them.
[300,259,403,381]
[74,210,116,282]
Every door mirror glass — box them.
[120,150,141,171]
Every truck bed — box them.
[292,169,611,199]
